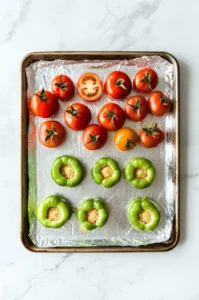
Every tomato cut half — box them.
[77,73,103,101]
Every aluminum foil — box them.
[26,56,174,248]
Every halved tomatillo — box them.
[37,195,72,228]
[51,155,85,187]
[124,157,156,189]
[76,198,108,231]
[127,197,161,231]
[91,157,121,188]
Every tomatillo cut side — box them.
[51,155,85,187]
[124,157,156,189]
[91,157,121,187]
[127,197,161,231]
[76,198,108,231]
[37,195,72,228]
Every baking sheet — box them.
[26,56,174,248]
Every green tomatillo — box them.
[91,157,121,188]
[124,157,156,189]
[76,198,108,231]
[127,197,161,231]
[51,155,85,187]
[37,195,72,228]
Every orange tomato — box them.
[114,127,138,151]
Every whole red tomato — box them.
[148,91,171,116]
[133,68,158,93]
[105,71,132,99]
[77,73,103,101]
[98,103,126,131]
[51,74,74,101]
[124,95,149,121]
[39,121,65,148]
[82,124,107,150]
[31,89,58,118]
[139,123,165,148]
[64,102,91,131]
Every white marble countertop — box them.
[0,0,197,299]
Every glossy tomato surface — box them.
[31,89,58,118]
[133,68,158,93]
[77,73,103,101]
[124,95,149,121]
[105,71,132,99]
[64,102,91,131]
[51,74,74,100]
[98,103,126,131]
[114,127,138,151]
[82,124,107,150]
[139,123,165,148]
[148,91,171,116]
[39,121,65,148]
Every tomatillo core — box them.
[76,198,108,231]
[124,157,156,189]
[127,197,161,231]
[37,195,72,228]
[51,155,85,187]
[91,157,121,187]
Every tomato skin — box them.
[39,121,65,148]
[114,127,138,151]
[139,123,165,148]
[98,103,126,131]
[51,75,74,101]
[148,91,171,116]
[133,68,158,93]
[77,73,103,101]
[82,124,108,150]
[105,71,132,99]
[124,95,149,121]
[31,89,58,118]
[64,102,91,131]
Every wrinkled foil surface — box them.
[26,56,174,248]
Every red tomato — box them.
[148,91,171,116]
[82,124,107,150]
[77,73,103,101]
[133,68,158,93]
[98,103,126,131]
[31,89,58,118]
[139,123,165,148]
[105,71,132,99]
[64,102,91,131]
[124,95,149,121]
[39,121,65,148]
[51,74,74,101]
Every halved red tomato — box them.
[51,74,74,101]
[77,73,103,101]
